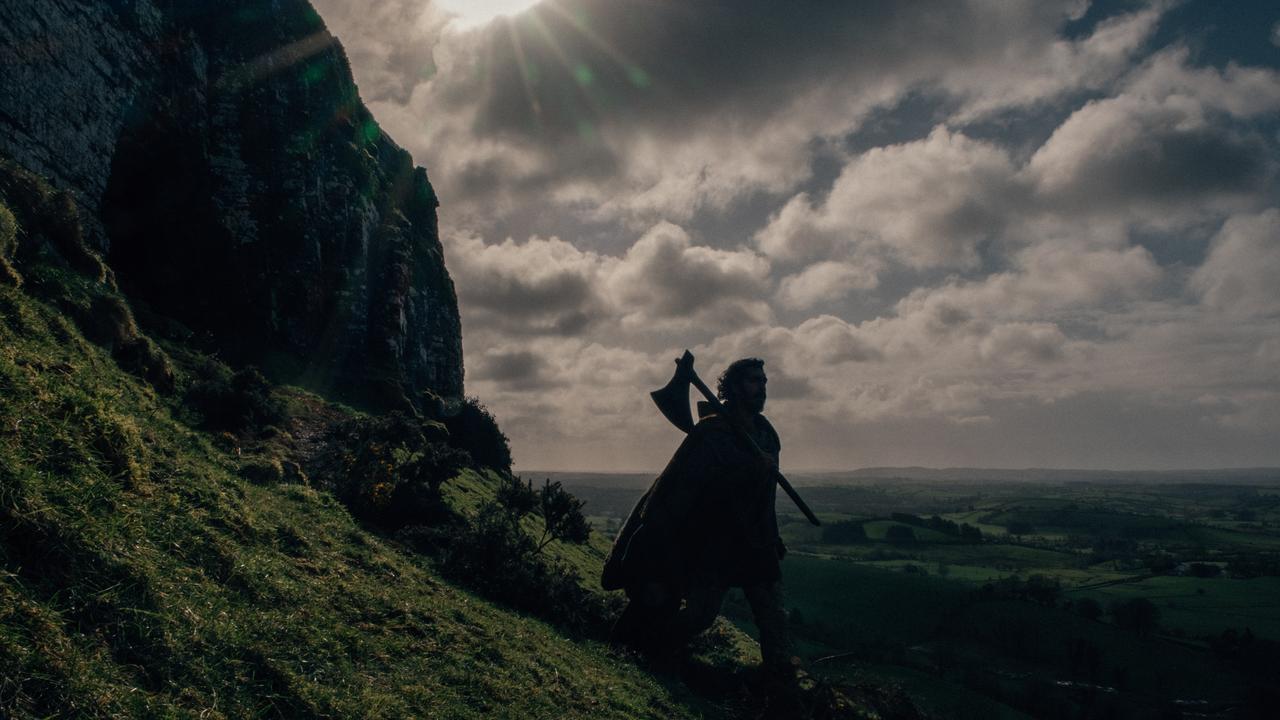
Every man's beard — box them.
[741,394,766,414]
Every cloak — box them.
[601,412,781,592]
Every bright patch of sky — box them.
[433,0,541,29]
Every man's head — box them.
[717,357,767,414]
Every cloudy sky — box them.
[310,0,1280,472]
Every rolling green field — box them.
[568,474,1280,718]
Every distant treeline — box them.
[820,513,984,544]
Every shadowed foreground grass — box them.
[0,282,708,719]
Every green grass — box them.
[1070,575,1280,640]
[781,555,969,647]
[862,520,958,544]
[0,283,712,719]
[819,663,1033,720]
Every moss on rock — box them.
[0,202,20,286]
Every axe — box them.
[651,350,821,527]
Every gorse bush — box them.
[536,478,590,551]
[185,362,285,432]
[494,473,539,517]
[494,476,591,552]
[440,488,609,635]
[442,397,512,474]
[317,411,470,530]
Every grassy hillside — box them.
[0,271,722,718]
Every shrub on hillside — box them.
[1110,597,1160,637]
[493,475,591,552]
[319,412,470,530]
[536,479,590,551]
[885,525,917,544]
[822,520,868,544]
[440,494,609,635]
[185,363,285,433]
[441,397,512,474]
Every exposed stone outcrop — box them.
[0,0,463,409]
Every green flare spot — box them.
[626,66,651,88]
[419,62,437,80]
[576,119,596,142]
[573,64,593,86]
[359,119,380,145]
[302,62,326,86]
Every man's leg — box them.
[742,580,794,669]
[664,583,729,652]
[612,582,679,654]
[743,580,802,717]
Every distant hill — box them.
[795,466,1280,485]
[533,467,1280,488]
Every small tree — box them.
[495,474,538,517]
[443,397,512,474]
[822,519,868,544]
[491,476,590,553]
[536,479,590,552]
[1006,521,1035,537]
[885,524,917,545]
[1110,597,1161,637]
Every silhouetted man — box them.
[604,358,794,680]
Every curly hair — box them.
[716,357,765,402]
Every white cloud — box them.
[758,127,1020,271]
[444,232,614,335]
[776,260,881,310]
[1124,47,1280,119]
[1027,51,1279,217]
[943,1,1166,121]
[1192,209,1280,318]
[608,222,774,334]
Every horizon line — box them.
[514,465,1280,475]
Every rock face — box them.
[0,0,463,408]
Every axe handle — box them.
[687,372,822,527]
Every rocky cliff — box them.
[0,0,462,409]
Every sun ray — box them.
[503,15,545,129]
[522,10,606,139]
[216,31,336,91]
[538,2,652,90]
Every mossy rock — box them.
[281,459,308,485]
[0,158,105,283]
[240,456,284,485]
[86,406,150,486]
[0,202,20,286]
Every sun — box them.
[435,0,543,29]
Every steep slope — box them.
[0,0,461,410]
[0,194,706,719]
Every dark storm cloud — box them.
[1030,98,1275,210]
[446,233,610,336]
[472,349,564,391]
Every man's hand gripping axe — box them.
[650,350,821,527]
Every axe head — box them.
[650,350,696,434]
